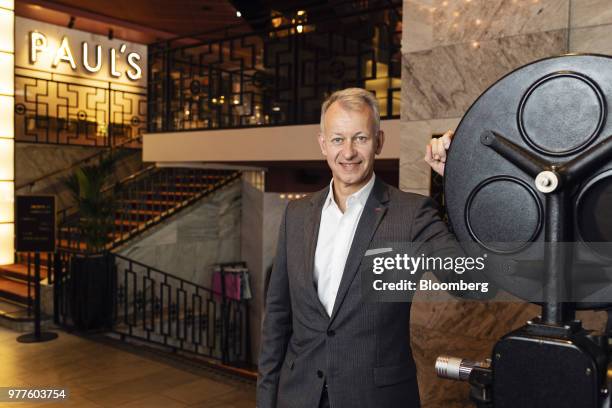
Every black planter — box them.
[69,253,116,331]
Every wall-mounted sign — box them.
[16,195,56,253]
[15,17,147,87]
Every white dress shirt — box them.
[313,174,376,316]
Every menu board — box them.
[16,196,56,253]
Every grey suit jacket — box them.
[257,179,468,408]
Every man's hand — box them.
[424,129,454,176]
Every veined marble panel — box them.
[240,179,264,363]
[570,24,612,55]
[399,117,460,193]
[402,29,568,121]
[117,181,242,289]
[403,0,569,53]
[570,0,612,28]
[402,0,434,54]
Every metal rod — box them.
[561,135,612,186]
[34,252,41,339]
[480,130,547,177]
[542,191,573,325]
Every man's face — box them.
[318,101,384,192]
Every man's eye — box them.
[355,136,367,143]
[331,138,343,144]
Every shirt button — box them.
[327,330,336,337]
[317,370,324,378]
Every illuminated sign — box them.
[29,32,142,81]
[15,17,147,87]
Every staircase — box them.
[0,165,241,324]
[58,166,240,252]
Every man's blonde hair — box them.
[320,88,381,135]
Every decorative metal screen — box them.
[148,0,402,132]
[15,75,146,147]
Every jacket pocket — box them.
[373,364,416,387]
[283,349,296,370]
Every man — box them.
[257,88,460,408]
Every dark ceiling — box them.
[16,0,243,43]
[16,0,400,45]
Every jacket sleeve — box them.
[409,195,495,300]
[256,206,293,408]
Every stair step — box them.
[136,191,197,197]
[114,219,143,228]
[0,277,31,305]
[152,185,214,191]
[0,299,35,325]
[119,199,177,207]
[116,209,163,217]
[0,264,48,283]
[173,174,228,180]
[58,240,88,251]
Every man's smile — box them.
[339,162,361,170]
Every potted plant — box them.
[63,153,119,331]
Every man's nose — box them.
[341,140,356,159]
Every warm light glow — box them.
[0,9,13,52]
[0,223,13,264]
[296,24,304,33]
[0,2,14,265]
[236,10,242,17]
[0,0,14,11]
[0,139,13,180]
[0,182,13,223]
[0,52,12,95]
[0,95,14,136]
[297,10,306,16]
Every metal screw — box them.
[495,353,501,360]
[586,368,592,376]
[602,388,608,395]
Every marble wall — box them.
[401,1,609,406]
[15,143,142,211]
[116,180,242,288]
[241,178,289,364]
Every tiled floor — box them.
[0,326,255,407]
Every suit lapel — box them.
[305,187,330,318]
[329,179,389,324]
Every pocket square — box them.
[364,247,393,256]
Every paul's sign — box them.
[29,32,143,81]
[16,17,147,87]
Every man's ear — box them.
[318,132,327,156]
[375,130,385,155]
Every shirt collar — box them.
[324,173,376,211]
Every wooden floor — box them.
[0,326,255,407]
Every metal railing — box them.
[52,251,251,367]
[148,0,401,132]
[15,75,146,147]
